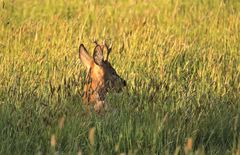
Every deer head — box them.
[79,41,126,112]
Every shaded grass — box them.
[0,0,240,154]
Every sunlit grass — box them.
[0,0,240,154]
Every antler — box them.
[93,39,99,46]
[94,39,104,50]
[103,40,112,61]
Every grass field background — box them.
[0,0,240,154]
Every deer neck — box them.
[83,72,107,104]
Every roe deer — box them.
[79,41,126,113]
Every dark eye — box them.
[110,70,116,75]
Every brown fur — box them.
[79,41,126,113]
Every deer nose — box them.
[123,80,127,86]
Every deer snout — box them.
[123,80,127,86]
[113,78,126,93]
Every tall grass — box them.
[0,0,240,154]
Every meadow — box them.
[0,0,240,154]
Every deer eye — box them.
[112,71,118,76]
[109,69,115,75]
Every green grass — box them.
[0,0,240,154]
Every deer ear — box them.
[79,44,93,69]
[93,45,104,66]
